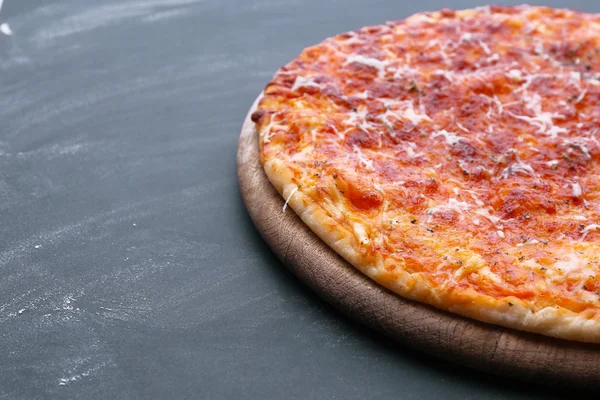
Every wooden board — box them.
[237,96,600,388]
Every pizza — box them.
[251,5,600,343]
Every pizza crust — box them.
[263,154,600,342]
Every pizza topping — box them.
[255,5,600,329]
[282,186,299,213]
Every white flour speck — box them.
[58,361,108,386]
[0,23,12,36]
[34,0,201,44]
[58,371,90,386]
[62,295,74,311]
[0,1,12,37]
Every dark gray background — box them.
[0,0,597,398]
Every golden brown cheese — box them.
[253,5,600,342]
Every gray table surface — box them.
[0,0,598,398]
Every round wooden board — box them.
[237,96,600,388]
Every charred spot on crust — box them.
[439,8,456,18]
[251,110,265,123]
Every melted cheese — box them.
[432,130,462,146]
[501,162,536,179]
[427,198,470,215]
[291,75,322,92]
[344,55,388,78]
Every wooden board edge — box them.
[237,95,600,389]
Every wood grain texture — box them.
[237,96,600,388]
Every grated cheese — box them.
[291,75,322,92]
[427,198,470,215]
[282,186,299,212]
[344,54,388,78]
[501,162,536,179]
[432,130,462,146]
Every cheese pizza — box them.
[251,5,600,343]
